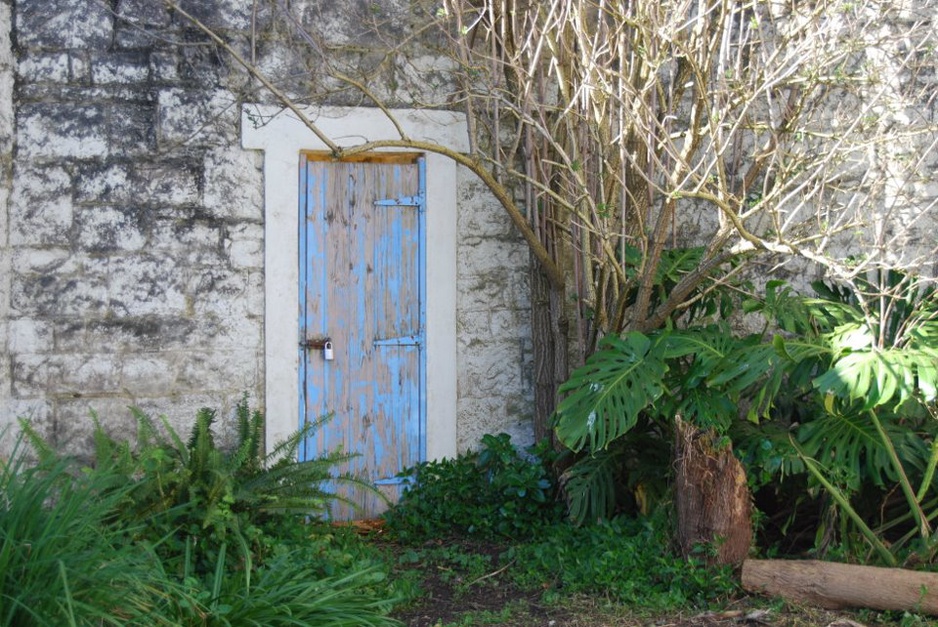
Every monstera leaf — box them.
[560,446,623,525]
[553,332,668,453]
[797,409,929,491]
[813,346,938,410]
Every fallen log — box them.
[742,559,938,615]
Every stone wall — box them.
[455,173,533,450]
[0,0,534,454]
[0,0,13,449]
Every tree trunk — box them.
[529,253,584,451]
[742,559,938,615]
[529,264,565,444]
[673,416,752,565]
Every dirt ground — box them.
[374,533,894,627]
[391,563,875,627]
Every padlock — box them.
[323,341,334,361]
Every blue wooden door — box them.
[299,153,426,519]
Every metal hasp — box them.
[301,336,331,349]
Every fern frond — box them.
[17,419,57,466]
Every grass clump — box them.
[0,437,169,626]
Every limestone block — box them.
[94,255,187,317]
[176,350,260,392]
[457,330,526,396]
[10,248,73,275]
[11,163,72,228]
[54,353,124,396]
[188,265,243,299]
[203,148,263,220]
[225,223,264,269]
[158,88,239,146]
[46,398,140,456]
[393,54,459,104]
[10,353,92,398]
[79,316,199,353]
[16,0,112,50]
[456,396,535,452]
[8,199,73,248]
[187,272,263,348]
[16,53,70,83]
[0,398,50,424]
[459,234,529,282]
[458,307,528,341]
[169,0,255,31]
[457,180,517,239]
[75,206,149,253]
[74,162,132,204]
[17,104,108,159]
[456,271,521,312]
[207,310,263,350]
[108,103,157,155]
[456,309,530,361]
[91,51,150,85]
[150,219,224,264]
[11,272,108,318]
[149,51,179,84]
[116,0,172,29]
[8,319,53,353]
[0,399,52,448]
[133,162,202,206]
[120,354,181,395]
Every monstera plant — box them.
[792,273,938,564]
[553,272,938,564]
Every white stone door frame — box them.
[241,105,465,461]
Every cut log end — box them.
[673,416,752,565]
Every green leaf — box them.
[560,448,623,525]
[553,332,667,452]
[814,348,932,409]
[797,410,928,490]
[919,358,938,401]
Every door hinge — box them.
[374,193,424,207]
[373,335,422,347]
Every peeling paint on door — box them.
[299,152,426,519]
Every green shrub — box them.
[11,401,403,626]
[551,271,938,565]
[382,433,563,541]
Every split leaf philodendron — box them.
[552,271,938,564]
